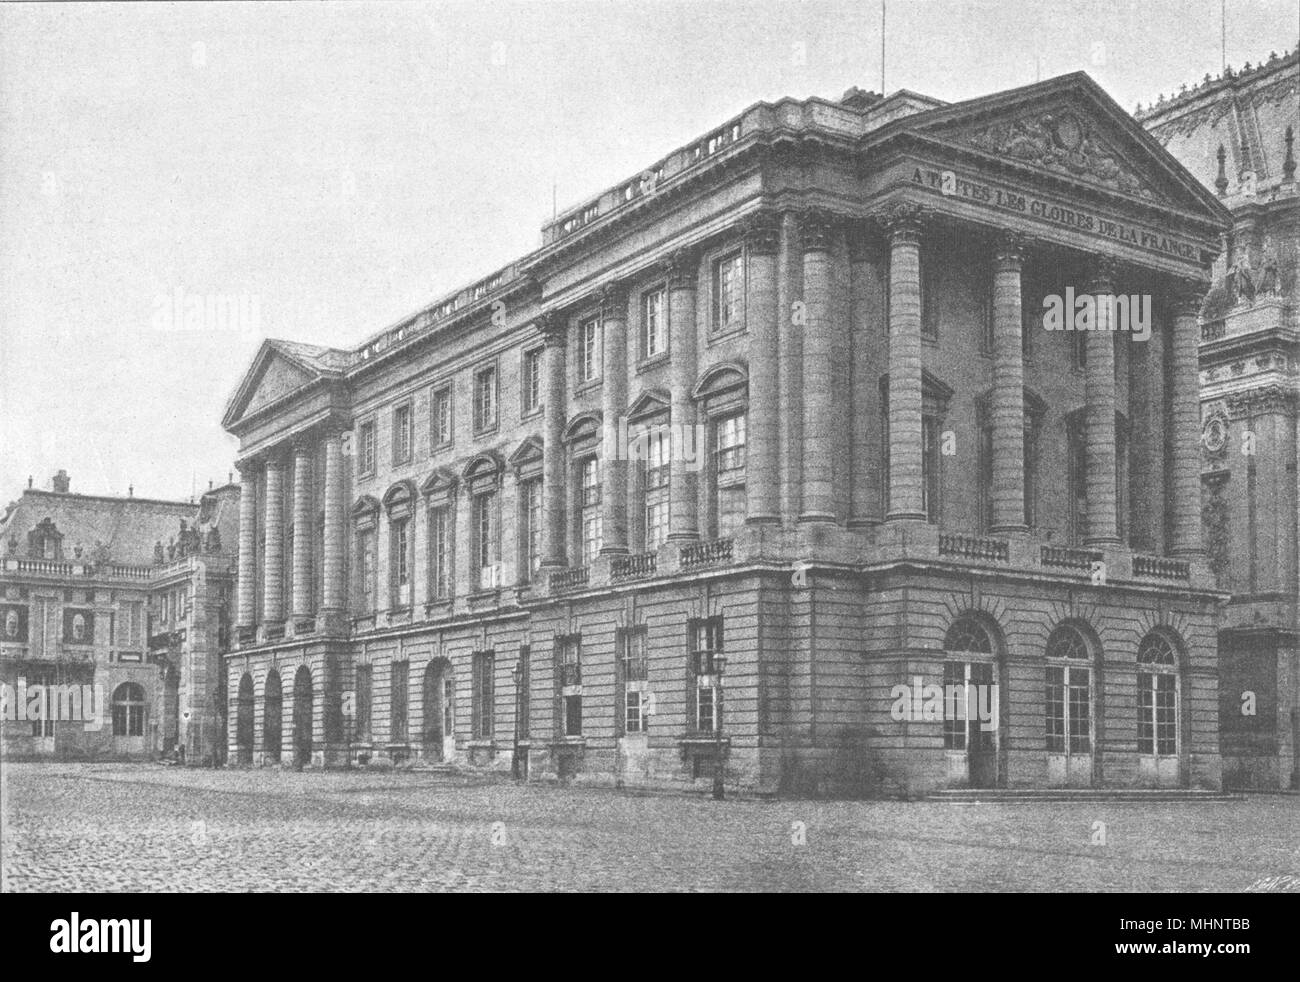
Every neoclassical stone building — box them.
[224,71,1231,794]
[1140,46,1300,789]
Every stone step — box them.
[927,787,1238,802]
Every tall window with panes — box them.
[690,617,724,733]
[519,478,542,582]
[474,366,497,431]
[358,420,377,476]
[580,316,600,382]
[432,386,452,448]
[620,628,649,734]
[522,349,542,414]
[580,457,602,564]
[473,490,498,589]
[472,651,494,739]
[641,288,664,358]
[558,636,582,736]
[428,505,451,599]
[713,253,744,332]
[921,415,941,523]
[715,414,747,537]
[392,404,412,465]
[358,528,376,611]
[643,427,670,551]
[390,517,410,607]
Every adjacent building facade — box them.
[223,71,1231,795]
[1140,47,1300,789]
[0,472,239,763]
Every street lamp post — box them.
[711,653,727,801]
[511,659,523,780]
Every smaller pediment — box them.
[419,467,458,497]
[627,388,671,422]
[508,436,544,478]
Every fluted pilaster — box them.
[599,283,629,554]
[666,250,700,541]
[236,460,258,629]
[262,454,286,624]
[321,428,346,612]
[291,438,314,620]
[745,210,781,525]
[539,313,568,567]
[1084,259,1120,546]
[882,203,927,521]
[1170,281,1207,556]
[991,232,1028,533]
[799,209,838,523]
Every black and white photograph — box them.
[0,0,1296,945]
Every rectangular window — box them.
[580,457,602,564]
[642,288,665,358]
[944,661,969,751]
[714,253,744,332]
[625,690,644,734]
[428,506,450,599]
[560,636,581,687]
[358,529,376,609]
[358,420,377,476]
[623,629,648,682]
[393,404,412,465]
[1138,672,1177,755]
[644,428,670,552]
[432,386,453,448]
[391,660,409,743]
[715,413,747,538]
[690,617,723,732]
[522,349,542,414]
[581,317,600,382]
[473,651,495,739]
[921,414,941,524]
[390,518,410,606]
[473,491,498,588]
[519,479,542,582]
[355,664,372,743]
[474,366,497,431]
[564,693,583,736]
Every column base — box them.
[667,532,700,543]
[598,545,629,556]
[745,513,781,526]
[989,523,1030,536]
[797,512,837,525]
[540,558,568,569]
[886,511,928,522]
[1084,536,1122,547]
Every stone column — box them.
[291,438,314,622]
[882,203,927,521]
[745,210,781,525]
[321,427,346,615]
[667,249,700,541]
[236,460,258,631]
[1084,259,1120,546]
[991,232,1028,533]
[799,209,837,523]
[599,283,629,555]
[539,313,568,568]
[262,453,286,625]
[1170,281,1208,556]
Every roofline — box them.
[19,488,199,510]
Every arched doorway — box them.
[1137,630,1182,787]
[235,674,254,764]
[292,665,313,767]
[263,670,283,764]
[942,616,1002,788]
[422,659,453,761]
[112,682,148,755]
[1045,623,1098,787]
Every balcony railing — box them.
[938,534,1008,563]
[680,538,734,571]
[611,552,657,581]
[1041,546,1104,570]
[551,566,590,591]
[2,557,160,580]
[1132,555,1191,581]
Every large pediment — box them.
[902,73,1228,220]
[222,339,343,428]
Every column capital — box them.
[536,310,568,346]
[742,209,781,256]
[598,282,629,320]
[263,449,289,470]
[873,201,927,244]
[995,231,1027,271]
[1085,255,1118,294]
[234,457,261,478]
[1170,278,1209,317]
[798,208,838,253]
[290,434,315,457]
[663,249,698,291]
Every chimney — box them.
[128,484,134,497]
[51,470,70,493]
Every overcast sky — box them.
[1,0,1294,503]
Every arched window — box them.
[941,617,997,766]
[1138,631,1180,757]
[694,364,748,539]
[1045,624,1093,756]
[112,682,146,737]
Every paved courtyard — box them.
[2,763,1297,892]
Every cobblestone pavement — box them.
[2,764,1297,892]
